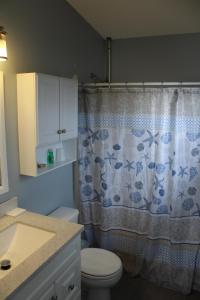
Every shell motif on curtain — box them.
[78,88,200,293]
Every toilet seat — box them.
[81,248,122,278]
[82,267,122,280]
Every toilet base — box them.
[87,287,111,300]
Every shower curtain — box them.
[78,87,200,293]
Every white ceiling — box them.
[66,0,200,39]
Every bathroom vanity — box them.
[8,236,81,300]
[0,211,83,300]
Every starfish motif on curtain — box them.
[177,191,185,200]
[153,175,164,190]
[124,160,135,171]
[104,152,117,165]
[88,129,99,143]
[178,166,188,178]
[142,130,159,147]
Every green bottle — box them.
[47,149,54,165]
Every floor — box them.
[111,273,200,300]
[82,273,200,300]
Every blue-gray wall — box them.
[1,0,200,214]
[0,0,105,214]
[112,33,200,82]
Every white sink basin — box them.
[0,223,55,279]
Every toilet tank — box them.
[49,206,79,223]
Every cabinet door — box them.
[39,284,56,300]
[59,78,78,141]
[55,258,80,300]
[37,74,60,145]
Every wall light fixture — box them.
[0,27,7,61]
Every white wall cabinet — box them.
[37,74,60,145]
[17,73,78,176]
[8,235,81,300]
[59,77,78,141]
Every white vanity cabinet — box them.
[17,73,78,176]
[8,235,81,300]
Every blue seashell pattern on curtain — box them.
[78,87,200,293]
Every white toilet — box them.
[49,206,123,300]
[81,247,122,300]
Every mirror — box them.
[0,71,8,194]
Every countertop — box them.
[0,211,83,300]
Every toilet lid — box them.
[81,248,122,277]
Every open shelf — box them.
[35,138,77,177]
[37,159,75,176]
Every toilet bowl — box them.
[81,248,122,300]
[49,206,122,300]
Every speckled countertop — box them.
[0,211,83,300]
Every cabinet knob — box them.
[68,284,75,292]
[62,129,66,134]
[57,129,62,134]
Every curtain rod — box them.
[80,82,200,88]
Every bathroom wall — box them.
[112,33,200,82]
[0,0,105,213]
